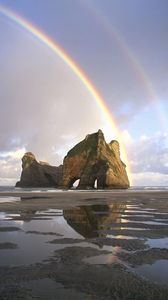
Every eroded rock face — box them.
[16,152,63,188]
[16,130,130,189]
[62,130,130,189]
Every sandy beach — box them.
[0,190,168,299]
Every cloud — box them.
[0,20,107,164]
[132,172,168,187]
[124,130,168,185]
[0,148,26,185]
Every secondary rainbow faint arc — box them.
[81,0,167,130]
[0,4,131,181]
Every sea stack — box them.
[16,152,63,188]
[16,130,130,189]
[62,129,130,189]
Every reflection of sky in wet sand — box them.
[120,219,168,226]
[147,238,168,249]
[0,197,20,203]
[134,260,168,285]
[106,234,136,240]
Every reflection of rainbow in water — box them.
[0,4,132,182]
[80,0,167,130]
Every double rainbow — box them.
[0,4,131,181]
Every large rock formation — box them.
[16,152,63,188]
[16,130,130,189]
[62,129,130,189]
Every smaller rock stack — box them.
[16,152,63,188]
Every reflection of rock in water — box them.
[10,197,38,222]
[63,203,126,238]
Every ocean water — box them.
[0,185,168,193]
[130,186,168,191]
[0,186,64,192]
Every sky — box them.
[0,0,168,186]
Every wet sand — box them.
[0,190,168,299]
[0,189,168,211]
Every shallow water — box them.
[147,237,168,249]
[0,210,83,266]
[0,193,168,299]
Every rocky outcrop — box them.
[16,130,130,189]
[16,152,63,188]
[62,129,130,189]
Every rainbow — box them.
[0,4,131,181]
[81,0,167,130]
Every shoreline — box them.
[0,190,168,212]
[0,189,168,197]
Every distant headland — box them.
[16,129,130,189]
